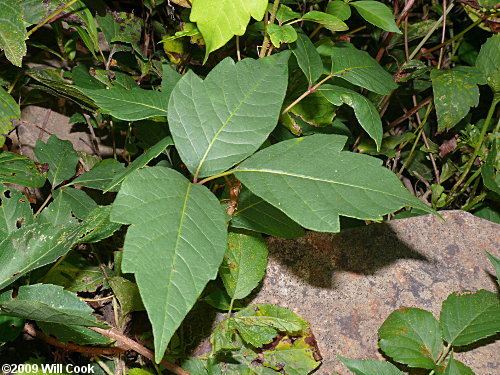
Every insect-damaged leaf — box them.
[235,135,433,233]
[0,0,27,67]
[168,52,289,179]
[110,167,227,362]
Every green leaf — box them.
[442,355,474,375]
[168,53,289,179]
[261,337,320,375]
[0,185,33,237]
[0,284,105,327]
[0,222,80,291]
[301,11,348,32]
[0,0,27,66]
[378,307,442,369]
[52,187,97,220]
[0,86,20,147]
[70,158,125,191]
[473,205,500,224]
[109,276,145,316]
[481,142,499,195]
[267,24,297,48]
[103,136,173,192]
[338,357,405,375]
[41,252,106,293]
[190,0,268,59]
[440,289,500,346]
[319,84,383,150]
[34,135,79,187]
[74,205,122,244]
[326,0,352,21]
[0,314,24,343]
[486,251,500,285]
[0,151,46,188]
[37,322,111,345]
[230,188,305,239]
[81,87,169,121]
[476,34,500,93]
[291,32,323,85]
[430,67,486,131]
[276,4,301,23]
[235,135,432,233]
[328,45,398,95]
[350,1,401,33]
[110,167,227,362]
[220,232,268,300]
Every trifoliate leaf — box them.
[190,0,268,59]
[440,289,500,346]
[168,52,289,179]
[110,167,227,362]
[235,135,432,233]
[378,307,442,369]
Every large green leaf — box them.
[0,284,105,327]
[168,52,289,179]
[234,135,432,232]
[291,32,323,85]
[81,87,169,121]
[0,222,80,291]
[338,357,404,375]
[103,136,173,192]
[430,67,486,131]
[440,289,500,346]
[350,1,401,33]
[230,188,305,239]
[378,307,442,369]
[0,86,20,147]
[220,232,268,300]
[34,135,79,187]
[319,84,383,150]
[327,45,398,95]
[0,151,46,188]
[190,0,267,59]
[476,34,500,93]
[0,185,33,237]
[110,166,227,362]
[0,0,27,66]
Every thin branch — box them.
[27,0,78,37]
[259,0,280,58]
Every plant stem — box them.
[446,97,499,205]
[197,170,237,185]
[408,2,454,60]
[259,0,280,58]
[429,343,453,374]
[282,74,333,115]
[27,0,78,37]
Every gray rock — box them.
[252,210,499,374]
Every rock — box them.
[252,210,499,374]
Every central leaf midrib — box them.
[90,90,167,113]
[194,71,269,178]
[159,182,192,343]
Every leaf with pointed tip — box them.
[440,289,500,346]
[110,167,227,362]
[378,307,442,369]
[338,357,405,375]
[38,322,111,345]
[0,0,27,66]
[80,87,168,121]
[235,135,432,233]
[34,135,79,187]
[190,0,267,59]
[301,11,348,32]
[0,151,46,188]
[267,24,297,48]
[328,45,398,95]
[220,232,268,300]
[70,159,125,191]
[350,1,401,33]
[319,84,383,150]
[168,53,289,179]
[0,284,105,327]
[103,136,173,192]
[291,32,323,85]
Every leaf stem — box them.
[27,0,78,37]
[429,343,453,374]
[259,0,280,58]
[197,170,237,185]
[282,74,333,115]
[446,96,499,205]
